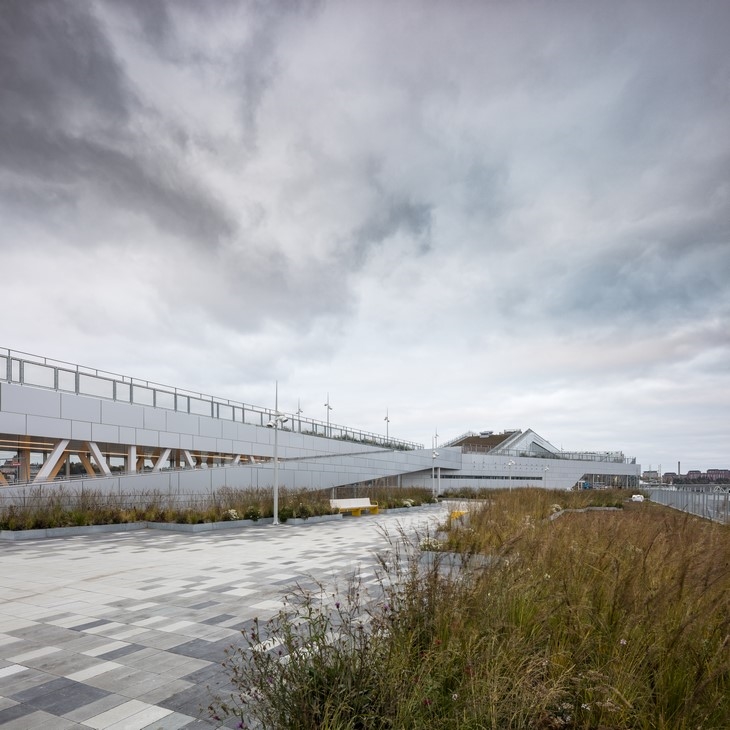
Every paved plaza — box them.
[0,506,444,729]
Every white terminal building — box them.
[0,348,640,497]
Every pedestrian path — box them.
[0,506,444,729]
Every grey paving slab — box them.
[0,505,443,727]
[16,679,111,715]
[0,707,86,729]
[140,710,198,729]
[61,693,130,723]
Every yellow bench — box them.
[330,498,379,516]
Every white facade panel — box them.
[192,435,217,452]
[101,401,144,429]
[60,393,101,423]
[216,439,233,453]
[134,429,159,447]
[91,423,120,443]
[2,383,60,418]
[199,418,222,438]
[0,411,26,434]
[220,420,239,439]
[165,411,199,436]
[119,426,136,444]
[143,407,167,432]
[159,431,180,449]
[71,421,93,441]
[26,415,72,439]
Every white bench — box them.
[330,498,379,517]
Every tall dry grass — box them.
[0,485,435,529]
[211,489,730,729]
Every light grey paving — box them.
[0,506,443,728]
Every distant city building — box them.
[665,469,730,484]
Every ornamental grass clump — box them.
[211,489,730,729]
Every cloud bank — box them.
[1,0,729,471]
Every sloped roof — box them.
[448,429,561,457]
[449,431,519,449]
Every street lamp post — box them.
[267,382,288,526]
[507,459,515,492]
[324,394,332,437]
[434,429,440,497]
[384,409,390,444]
[432,443,439,499]
[543,465,550,489]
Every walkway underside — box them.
[0,433,270,486]
[0,431,452,495]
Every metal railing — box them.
[0,347,422,451]
[460,444,635,464]
[648,487,729,524]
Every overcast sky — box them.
[2,0,729,472]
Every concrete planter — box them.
[147,519,258,533]
[380,503,440,514]
[0,512,343,540]
[283,513,342,525]
[0,522,148,541]
[548,506,622,521]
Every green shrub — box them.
[293,502,313,519]
[243,505,261,522]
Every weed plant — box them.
[367,485,436,509]
[0,485,433,529]
[210,489,730,729]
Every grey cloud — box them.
[0,1,236,249]
[349,197,433,263]
[113,0,174,45]
[0,126,237,250]
[0,1,130,129]
[545,232,730,331]
[226,1,323,150]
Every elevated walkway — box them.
[1,348,459,495]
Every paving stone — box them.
[0,506,443,728]
[19,679,111,715]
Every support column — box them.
[152,448,171,473]
[182,450,196,469]
[86,442,112,477]
[78,452,97,477]
[19,439,31,483]
[127,445,137,474]
[33,439,70,483]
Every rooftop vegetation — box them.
[210,488,730,729]
[0,485,434,530]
